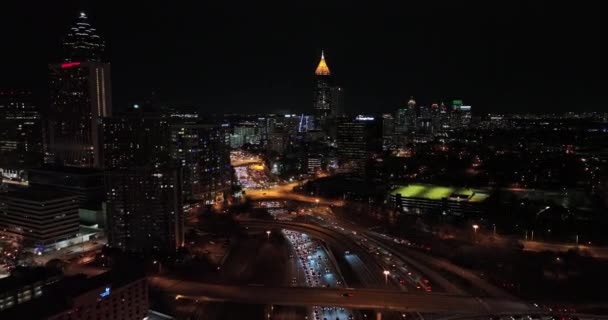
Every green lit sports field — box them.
[390,184,489,202]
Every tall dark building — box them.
[102,107,183,252]
[313,51,332,125]
[47,12,112,168]
[0,90,43,186]
[170,121,233,204]
[330,86,344,117]
[336,115,382,172]
[395,97,417,134]
[381,113,396,151]
[416,104,432,135]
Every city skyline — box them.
[0,3,607,320]
[1,2,604,114]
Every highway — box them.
[283,229,355,319]
[149,220,535,316]
[370,233,515,299]
[294,212,513,299]
[150,276,534,314]
[243,220,388,289]
[245,219,461,294]
[242,181,513,297]
[365,232,514,299]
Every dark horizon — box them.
[0,1,604,114]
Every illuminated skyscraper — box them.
[63,12,105,62]
[313,50,332,124]
[47,12,112,168]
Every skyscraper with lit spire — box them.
[63,12,106,62]
[313,50,332,125]
[47,12,112,168]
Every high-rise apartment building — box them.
[170,122,232,204]
[103,107,183,252]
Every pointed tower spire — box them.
[63,11,105,62]
[315,50,331,76]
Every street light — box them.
[266,230,271,240]
[472,224,479,233]
[153,260,162,274]
[383,270,390,284]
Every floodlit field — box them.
[390,184,489,202]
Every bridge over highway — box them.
[149,276,534,314]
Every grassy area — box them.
[390,184,489,202]
[390,184,454,199]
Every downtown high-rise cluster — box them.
[0,13,233,254]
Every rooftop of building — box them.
[0,266,63,294]
[1,189,76,202]
[0,268,145,319]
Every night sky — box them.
[0,1,604,114]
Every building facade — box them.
[0,267,63,312]
[330,86,344,117]
[105,167,183,252]
[170,122,232,204]
[103,109,183,252]
[0,90,43,187]
[336,115,382,172]
[1,269,148,320]
[0,191,79,247]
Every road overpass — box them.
[245,182,345,206]
[149,276,534,314]
[149,220,535,314]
